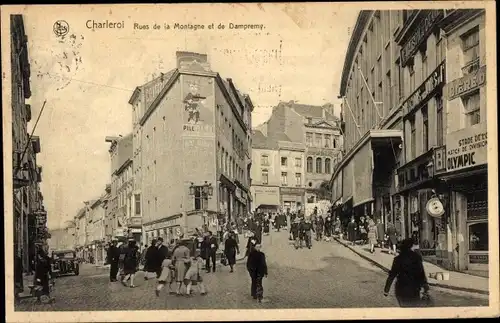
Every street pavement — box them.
[15,231,488,311]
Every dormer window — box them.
[307,117,312,124]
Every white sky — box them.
[19,4,358,229]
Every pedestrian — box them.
[224,232,240,273]
[184,249,207,296]
[155,238,169,277]
[291,219,300,248]
[384,238,430,307]
[333,216,342,237]
[144,239,158,280]
[107,240,120,282]
[172,240,191,296]
[301,217,314,249]
[246,243,268,303]
[121,239,140,288]
[263,216,270,236]
[367,218,378,253]
[386,219,398,255]
[376,218,385,248]
[324,214,333,240]
[359,217,368,245]
[316,215,324,241]
[202,231,218,273]
[347,216,358,246]
[33,246,54,304]
[155,258,175,296]
[245,231,258,258]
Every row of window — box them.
[217,104,247,162]
[217,142,246,184]
[305,132,339,149]
[306,157,333,174]
[260,170,302,186]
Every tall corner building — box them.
[128,52,253,243]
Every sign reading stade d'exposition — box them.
[446,123,487,172]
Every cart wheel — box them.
[74,266,80,276]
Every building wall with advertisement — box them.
[130,52,252,241]
[437,10,488,272]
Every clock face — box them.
[427,198,444,217]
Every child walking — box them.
[155,258,175,296]
[184,249,207,296]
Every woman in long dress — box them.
[172,241,191,295]
[347,217,358,246]
[367,218,378,253]
[224,232,240,272]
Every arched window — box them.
[316,157,322,173]
[325,158,331,174]
[306,157,313,173]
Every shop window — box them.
[463,90,480,126]
[306,157,313,173]
[468,222,488,251]
[316,158,322,173]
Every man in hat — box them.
[301,217,314,249]
[246,242,268,303]
[107,240,120,282]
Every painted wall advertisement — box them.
[182,74,214,137]
[446,122,487,172]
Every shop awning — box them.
[332,129,402,208]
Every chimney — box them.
[322,108,326,120]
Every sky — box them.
[19,3,358,229]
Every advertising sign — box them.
[445,66,486,101]
[144,74,170,109]
[426,197,445,218]
[446,123,487,172]
[182,75,214,137]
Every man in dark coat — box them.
[246,243,268,303]
[203,231,218,273]
[347,216,358,246]
[144,239,158,280]
[384,238,430,307]
[107,240,120,282]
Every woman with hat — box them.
[224,231,240,273]
[172,239,191,295]
[384,238,430,307]
[121,239,140,288]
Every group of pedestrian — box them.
[345,216,398,254]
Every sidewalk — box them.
[334,237,489,295]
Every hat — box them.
[157,237,164,242]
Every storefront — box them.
[280,187,305,213]
[251,185,280,213]
[143,213,184,245]
[439,122,488,272]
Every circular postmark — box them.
[53,20,69,37]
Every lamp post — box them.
[189,181,214,231]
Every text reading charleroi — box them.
[86,20,125,30]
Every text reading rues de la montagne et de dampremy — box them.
[86,20,265,31]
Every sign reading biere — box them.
[446,123,487,172]
[445,66,486,101]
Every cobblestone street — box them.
[15,232,488,311]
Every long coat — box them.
[384,250,429,306]
[347,221,358,242]
[224,237,239,265]
[246,249,268,278]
